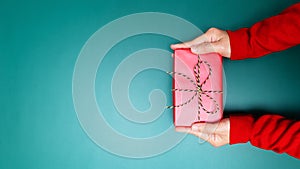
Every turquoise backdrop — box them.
[1,0,300,168]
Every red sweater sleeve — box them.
[227,3,300,60]
[230,114,300,159]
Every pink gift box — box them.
[172,49,223,127]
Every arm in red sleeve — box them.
[227,3,300,60]
[230,114,300,159]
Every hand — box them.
[175,118,230,147]
[170,28,231,58]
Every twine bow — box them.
[166,55,222,120]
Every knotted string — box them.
[166,55,222,120]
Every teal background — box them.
[1,0,300,168]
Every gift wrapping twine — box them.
[166,55,222,121]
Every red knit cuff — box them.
[227,29,250,60]
[229,114,254,144]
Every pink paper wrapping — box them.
[173,49,223,127]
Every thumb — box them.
[190,42,220,55]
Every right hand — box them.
[175,118,230,147]
[170,28,231,58]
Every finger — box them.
[171,31,211,50]
[190,33,210,44]
[190,42,219,55]
[170,34,208,50]
[179,127,213,143]
[175,127,191,133]
[187,130,210,141]
[192,122,219,134]
[170,42,193,50]
[196,132,210,142]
